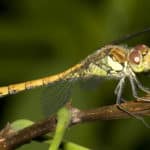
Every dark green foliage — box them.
[0,1,150,150]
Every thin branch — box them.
[1,96,150,150]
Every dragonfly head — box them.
[128,44,150,73]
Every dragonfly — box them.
[0,44,150,111]
[0,43,150,115]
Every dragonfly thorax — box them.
[82,45,129,79]
[74,44,150,81]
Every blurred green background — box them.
[0,0,150,150]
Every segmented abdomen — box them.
[0,63,82,97]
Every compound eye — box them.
[134,44,148,50]
[134,44,149,56]
[129,49,141,64]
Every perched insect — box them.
[0,45,150,110]
[0,43,150,116]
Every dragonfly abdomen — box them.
[0,79,49,97]
[0,63,83,97]
[0,75,67,97]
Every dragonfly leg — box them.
[120,98,127,103]
[129,76,138,98]
[117,104,150,128]
[129,76,150,102]
[114,81,120,95]
[115,77,125,104]
[133,76,150,94]
[116,77,150,128]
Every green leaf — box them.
[63,141,91,150]
[49,107,71,150]
[11,119,34,132]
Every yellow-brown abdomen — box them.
[0,63,83,97]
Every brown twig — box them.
[1,98,150,150]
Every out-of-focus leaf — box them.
[49,107,71,150]
[63,141,91,150]
[11,119,34,132]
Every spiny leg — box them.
[115,77,150,128]
[129,75,150,102]
[115,77,131,107]
[115,77,126,104]
[129,76,138,98]
[133,75,150,94]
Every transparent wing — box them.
[79,75,104,90]
[42,80,73,117]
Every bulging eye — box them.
[134,44,148,50]
[129,44,150,72]
[128,49,141,64]
[128,44,149,65]
[134,44,149,56]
